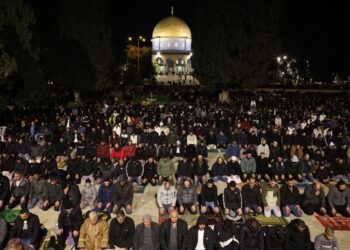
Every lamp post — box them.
[128,36,146,73]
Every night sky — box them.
[109,0,349,80]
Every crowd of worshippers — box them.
[0,90,349,249]
[0,207,341,250]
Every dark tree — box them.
[192,0,283,87]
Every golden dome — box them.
[152,16,192,39]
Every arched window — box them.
[156,57,163,65]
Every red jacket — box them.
[97,143,110,159]
[124,145,136,159]
[110,147,125,160]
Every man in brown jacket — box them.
[78,211,109,250]
[113,175,134,214]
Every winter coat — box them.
[241,184,262,208]
[280,185,301,207]
[157,183,177,207]
[10,213,41,247]
[143,162,158,179]
[44,182,61,202]
[226,144,240,158]
[157,159,175,177]
[111,147,125,160]
[177,182,197,205]
[126,160,144,177]
[226,161,242,176]
[213,221,239,250]
[266,226,286,250]
[240,223,265,250]
[241,157,256,173]
[134,222,160,250]
[78,216,109,249]
[109,216,135,249]
[327,186,350,208]
[285,219,311,250]
[97,143,110,159]
[302,184,326,207]
[0,174,10,201]
[124,145,136,159]
[159,218,188,250]
[29,178,46,200]
[10,178,30,197]
[97,184,114,204]
[59,183,81,207]
[212,162,227,176]
[186,225,214,250]
[113,180,134,205]
[58,206,83,232]
[223,187,242,210]
[176,160,193,177]
[82,185,97,202]
[201,184,218,206]
[193,159,209,176]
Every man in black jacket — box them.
[42,175,61,211]
[159,210,188,250]
[186,216,214,250]
[213,219,239,250]
[200,179,219,214]
[285,219,311,250]
[241,177,263,215]
[127,159,144,186]
[0,172,10,212]
[240,218,264,250]
[59,181,82,208]
[109,210,135,250]
[8,171,30,209]
[193,154,209,186]
[301,181,327,215]
[57,200,83,250]
[9,208,41,249]
[223,181,242,221]
[280,178,302,217]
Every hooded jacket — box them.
[159,218,188,250]
[126,160,144,177]
[314,233,339,250]
[186,216,214,250]
[240,219,265,250]
[285,219,311,250]
[109,216,135,249]
[223,186,242,210]
[157,183,177,207]
[177,181,197,205]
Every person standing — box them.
[134,214,160,250]
[78,211,109,250]
[109,210,135,250]
[57,201,83,250]
[159,210,188,250]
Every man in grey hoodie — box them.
[327,180,350,217]
[177,179,197,214]
[157,180,177,216]
[240,151,256,182]
[314,226,339,250]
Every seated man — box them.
[157,155,175,185]
[262,178,281,218]
[240,151,256,182]
[286,156,303,182]
[211,157,227,182]
[223,181,242,221]
[113,175,134,214]
[142,157,158,186]
[327,180,350,217]
[186,216,214,250]
[176,156,193,184]
[301,181,327,215]
[95,178,114,214]
[134,214,160,250]
[285,219,311,250]
[8,171,30,209]
[280,178,302,217]
[200,179,219,214]
[9,208,41,249]
[78,211,109,250]
[193,154,209,186]
[126,159,143,186]
[157,180,177,217]
[266,225,287,250]
[241,177,263,215]
[28,171,46,209]
[271,155,286,183]
[177,178,197,215]
[42,175,61,211]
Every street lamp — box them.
[128,36,146,73]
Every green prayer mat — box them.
[133,185,146,193]
[0,209,20,224]
[248,214,288,226]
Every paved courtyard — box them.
[22,152,350,249]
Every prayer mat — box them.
[0,209,20,224]
[246,214,288,226]
[158,214,169,224]
[316,215,350,231]
[204,208,224,225]
[179,212,200,227]
[133,185,146,193]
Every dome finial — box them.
[171,6,174,16]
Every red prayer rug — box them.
[315,215,350,231]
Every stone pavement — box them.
[24,152,350,249]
